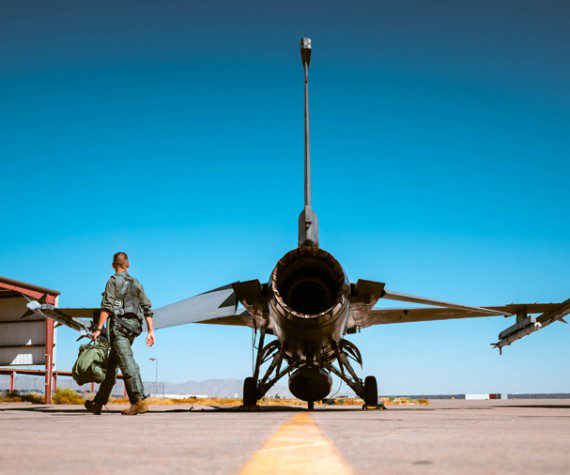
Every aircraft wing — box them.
[23,302,97,333]
[354,300,569,352]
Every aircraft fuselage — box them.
[267,246,350,400]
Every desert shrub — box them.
[53,388,85,404]
[21,392,44,403]
[0,391,44,403]
[0,391,23,402]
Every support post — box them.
[43,293,58,405]
[53,372,58,391]
[44,318,55,404]
[9,371,15,392]
[90,382,95,394]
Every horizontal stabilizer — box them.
[381,289,510,316]
[154,283,253,330]
[27,284,256,333]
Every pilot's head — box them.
[112,252,130,271]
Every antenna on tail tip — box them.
[300,38,312,66]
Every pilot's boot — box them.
[121,399,148,416]
[84,400,103,415]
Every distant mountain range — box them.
[140,378,294,398]
[0,375,294,398]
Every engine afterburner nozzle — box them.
[270,247,347,318]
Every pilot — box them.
[84,251,155,416]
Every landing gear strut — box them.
[242,322,296,408]
[327,339,384,410]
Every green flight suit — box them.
[93,272,153,405]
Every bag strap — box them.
[114,274,131,301]
[111,274,131,319]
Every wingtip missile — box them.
[21,300,42,319]
[493,298,570,350]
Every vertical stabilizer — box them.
[298,37,319,248]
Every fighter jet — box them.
[26,38,569,409]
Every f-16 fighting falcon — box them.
[24,38,570,410]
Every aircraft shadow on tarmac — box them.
[502,404,570,409]
[6,404,567,414]
[0,404,382,414]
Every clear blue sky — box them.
[1,0,568,394]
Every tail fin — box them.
[298,37,319,248]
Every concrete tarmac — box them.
[0,400,569,474]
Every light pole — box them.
[149,357,158,397]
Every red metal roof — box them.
[0,275,60,300]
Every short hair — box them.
[113,252,129,268]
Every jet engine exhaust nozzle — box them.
[271,247,347,318]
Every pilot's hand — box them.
[91,330,101,341]
[146,332,155,347]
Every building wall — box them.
[0,297,47,365]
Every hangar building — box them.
[0,276,59,404]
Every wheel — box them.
[363,376,378,407]
[243,377,258,406]
[308,400,314,411]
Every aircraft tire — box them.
[364,376,378,406]
[243,377,258,406]
[308,400,314,411]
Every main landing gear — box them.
[326,339,384,410]
[362,376,381,409]
[242,326,383,411]
[243,377,258,407]
[242,324,296,409]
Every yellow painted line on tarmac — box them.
[239,412,353,475]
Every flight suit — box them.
[93,272,153,405]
